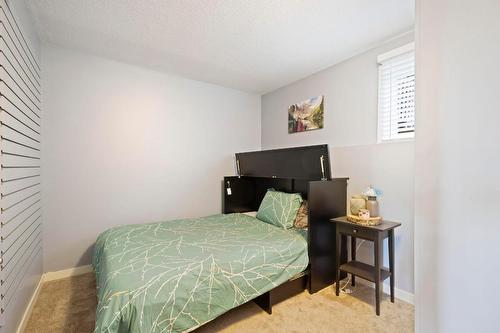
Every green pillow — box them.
[256,190,303,229]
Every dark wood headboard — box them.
[222,144,348,294]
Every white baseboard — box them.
[42,265,93,282]
[16,265,94,332]
[16,276,43,333]
[354,279,414,305]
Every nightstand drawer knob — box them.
[353,229,358,233]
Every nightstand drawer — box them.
[337,224,375,240]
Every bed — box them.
[92,145,348,332]
[92,213,309,333]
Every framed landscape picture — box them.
[288,95,324,133]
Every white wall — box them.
[41,46,261,272]
[261,33,415,296]
[415,0,500,331]
[0,1,42,332]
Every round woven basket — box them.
[346,214,382,226]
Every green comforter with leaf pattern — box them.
[92,213,308,333]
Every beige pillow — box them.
[293,200,308,229]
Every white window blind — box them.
[377,44,415,142]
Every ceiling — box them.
[27,0,414,93]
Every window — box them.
[377,43,415,142]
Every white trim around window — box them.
[377,42,416,143]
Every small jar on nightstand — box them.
[366,196,379,217]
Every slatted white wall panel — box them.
[0,0,41,321]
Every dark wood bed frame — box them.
[222,145,348,314]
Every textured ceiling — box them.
[27,0,414,93]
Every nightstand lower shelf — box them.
[339,261,391,283]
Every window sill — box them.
[377,137,415,144]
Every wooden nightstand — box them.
[330,216,401,315]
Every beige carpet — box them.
[25,273,414,333]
